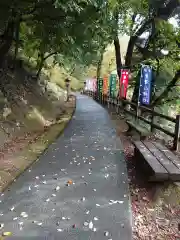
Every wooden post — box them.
[95,91,97,99]
[116,98,119,113]
[113,97,115,108]
[107,95,110,108]
[173,115,180,151]
[118,99,123,114]
[112,97,114,108]
[136,103,142,124]
[150,107,155,132]
[65,78,71,102]
[110,97,113,110]
[102,94,104,104]
[83,81,86,94]
[105,95,107,105]
[136,103,139,121]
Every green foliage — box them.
[0,0,179,110]
[0,0,113,78]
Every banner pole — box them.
[137,65,143,121]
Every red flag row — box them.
[85,69,130,99]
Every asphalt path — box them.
[0,94,132,240]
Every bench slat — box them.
[127,121,149,136]
[153,142,180,170]
[143,141,180,181]
[134,141,168,181]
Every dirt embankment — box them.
[0,58,76,192]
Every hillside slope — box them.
[0,57,77,191]
[0,55,81,147]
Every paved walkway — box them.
[0,95,132,239]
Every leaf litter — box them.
[121,133,180,240]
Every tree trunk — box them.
[155,58,160,77]
[0,66,15,102]
[113,11,122,79]
[36,57,44,79]
[96,60,101,79]
[96,50,104,79]
[0,20,15,67]
[13,18,20,66]
[152,70,180,106]
[66,84,70,102]
[36,51,58,80]
[124,18,153,68]
[114,36,122,79]
[124,36,136,68]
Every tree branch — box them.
[125,18,153,67]
[130,13,137,35]
[44,51,58,60]
[23,0,55,16]
[152,69,180,106]
[134,18,153,38]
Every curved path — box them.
[0,94,132,239]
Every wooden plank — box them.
[134,141,168,181]
[119,98,175,122]
[139,105,176,123]
[127,121,149,136]
[143,141,180,181]
[153,142,180,170]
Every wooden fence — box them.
[85,90,180,151]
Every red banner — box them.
[119,69,129,99]
[103,76,108,95]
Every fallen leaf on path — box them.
[67,180,73,185]
[2,232,12,236]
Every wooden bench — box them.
[133,140,180,182]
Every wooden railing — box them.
[85,90,180,151]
